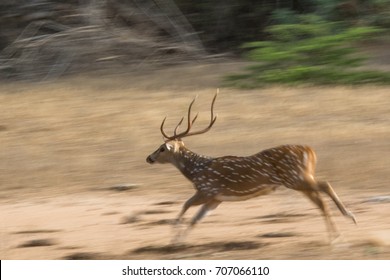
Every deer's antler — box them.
[160,91,218,141]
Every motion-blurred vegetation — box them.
[0,0,389,82]
[226,11,390,87]
[174,0,390,50]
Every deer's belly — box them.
[215,186,277,201]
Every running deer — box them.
[146,93,356,242]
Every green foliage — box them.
[226,13,390,87]
[174,1,319,51]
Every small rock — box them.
[108,183,139,192]
[18,239,56,248]
[120,214,139,224]
[363,196,390,203]
[258,232,297,238]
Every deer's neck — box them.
[172,146,212,181]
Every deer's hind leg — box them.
[288,178,339,241]
[301,190,340,241]
[317,181,356,224]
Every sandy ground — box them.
[1,62,390,259]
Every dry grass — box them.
[0,62,389,259]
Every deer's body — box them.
[147,93,356,242]
[166,143,315,198]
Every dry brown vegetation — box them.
[1,62,390,259]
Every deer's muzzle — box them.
[146,155,155,164]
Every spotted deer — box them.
[146,92,356,242]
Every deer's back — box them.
[193,145,316,196]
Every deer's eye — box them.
[159,147,166,152]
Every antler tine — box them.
[191,113,199,125]
[173,117,185,137]
[183,91,218,138]
[160,117,174,140]
[168,96,195,139]
[184,96,197,134]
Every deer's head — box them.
[146,93,218,165]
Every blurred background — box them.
[0,0,389,80]
[1,0,390,260]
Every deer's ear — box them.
[166,143,173,151]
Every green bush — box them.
[226,13,390,87]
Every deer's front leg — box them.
[174,191,207,226]
[189,199,221,227]
[173,199,221,244]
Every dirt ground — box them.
[0,61,390,260]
